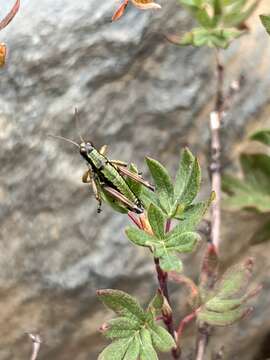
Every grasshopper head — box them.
[80,141,94,157]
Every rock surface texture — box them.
[0,0,270,359]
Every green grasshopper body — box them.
[80,141,144,213]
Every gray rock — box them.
[0,0,270,359]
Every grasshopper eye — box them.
[80,142,87,154]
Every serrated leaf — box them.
[123,334,141,360]
[146,157,174,215]
[97,289,146,322]
[159,251,183,272]
[150,324,176,352]
[250,129,270,147]
[198,307,251,326]
[166,231,200,252]
[216,261,253,299]
[98,338,133,360]
[260,15,270,35]
[140,185,162,211]
[148,203,165,239]
[174,148,201,208]
[104,318,139,340]
[205,297,242,312]
[125,227,154,247]
[139,329,158,360]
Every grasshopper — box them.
[50,135,154,214]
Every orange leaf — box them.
[131,0,161,10]
[0,0,20,31]
[112,2,128,22]
[0,43,7,67]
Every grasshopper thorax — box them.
[80,142,94,159]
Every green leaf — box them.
[195,8,215,28]
[98,290,177,359]
[216,261,253,299]
[166,231,200,252]
[250,129,270,147]
[124,335,141,360]
[97,289,146,322]
[178,27,242,49]
[205,297,243,312]
[140,186,161,211]
[98,338,134,360]
[104,317,139,340]
[139,329,158,360]
[260,15,270,35]
[240,154,270,195]
[125,163,142,198]
[223,154,270,212]
[150,324,176,352]
[125,227,154,247]
[147,290,164,314]
[159,251,183,272]
[148,203,166,239]
[213,0,222,17]
[250,219,270,245]
[146,157,174,215]
[198,307,251,326]
[224,1,258,27]
[174,148,201,208]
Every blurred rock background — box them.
[0,0,270,359]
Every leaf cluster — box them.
[126,148,214,272]
[223,129,270,244]
[97,289,175,360]
[197,259,258,326]
[175,0,258,48]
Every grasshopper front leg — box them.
[82,169,102,213]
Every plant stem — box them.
[154,219,180,359]
[195,325,210,360]
[154,257,180,359]
[195,49,225,360]
[28,333,42,360]
[210,49,224,252]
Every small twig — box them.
[176,312,196,344]
[209,49,224,253]
[27,333,42,360]
[0,0,20,31]
[195,49,225,360]
[195,325,211,360]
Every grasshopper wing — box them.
[103,186,143,214]
[117,165,155,191]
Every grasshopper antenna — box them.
[74,107,85,143]
[48,134,80,149]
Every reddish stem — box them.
[176,312,196,343]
